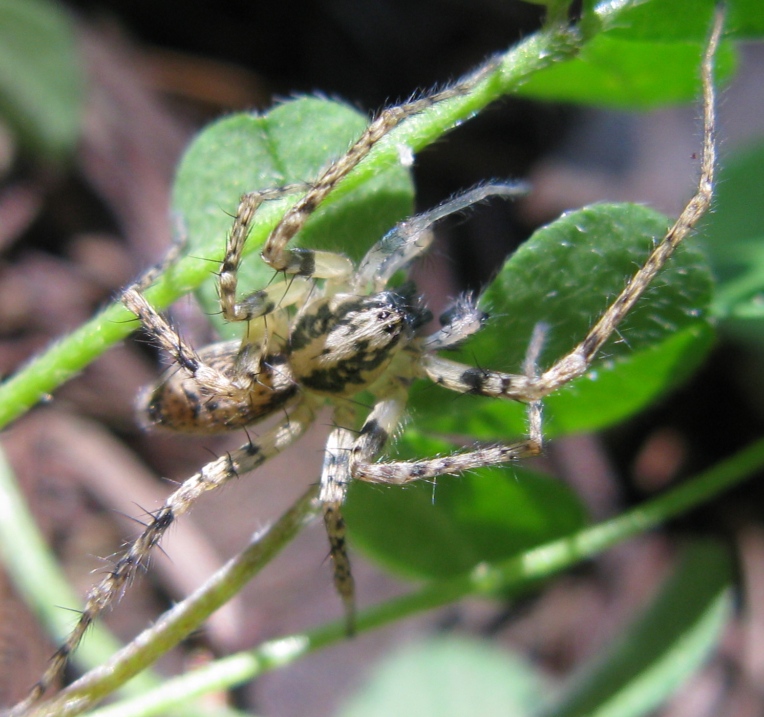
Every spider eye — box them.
[377,310,391,321]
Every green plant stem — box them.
[0,22,584,431]
[32,436,764,717]
[26,486,320,717]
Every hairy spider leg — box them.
[351,399,543,485]
[353,181,528,294]
[123,288,262,399]
[221,60,506,326]
[418,7,720,408]
[11,400,317,715]
[320,402,360,632]
[322,343,542,615]
[220,183,312,322]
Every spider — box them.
[12,9,722,715]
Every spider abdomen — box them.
[140,339,298,433]
[289,291,416,397]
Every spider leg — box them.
[320,403,358,633]
[129,223,189,294]
[17,399,317,713]
[354,182,527,293]
[351,364,542,485]
[532,33,718,397]
[322,375,534,628]
[321,381,414,633]
[220,183,311,322]
[259,59,501,277]
[220,61,518,328]
[353,417,542,485]
[417,353,538,401]
[418,10,721,405]
[221,275,316,324]
[123,286,262,398]
[323,322,542,620]
[528,14,720,399]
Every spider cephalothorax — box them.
[288,287,428,397]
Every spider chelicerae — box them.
[13,9,723,716]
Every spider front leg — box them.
[352,182,527,294]
[318,371,541,624]
[254,58,501,280]
[221,183,355,326]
